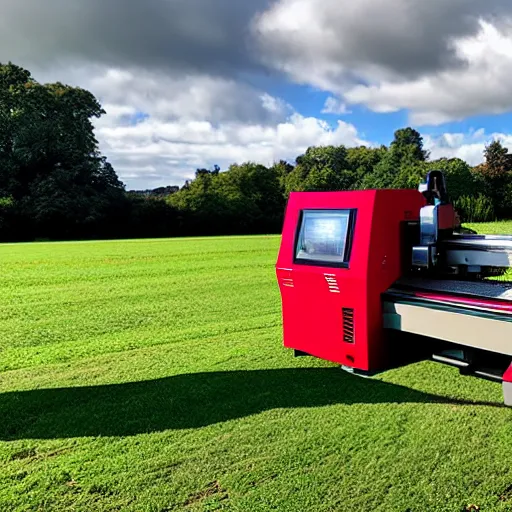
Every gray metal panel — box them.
[420,205,438,245]
[383,301,512,356]
[443,248,512,268]
[503,381,512,406]
[440,236,512,268]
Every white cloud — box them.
[345,21,512,125]
[253,0,512,125]
[424,128,512,165]
[96,113,368,189]
[322,97,350,115]
[26,65,368,189]
[11,0,512,190]
[88,68,294,126]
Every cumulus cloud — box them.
[0,1,371,189]
[253,0,512,124]
[97,113,369,189]
[89,68,294,126]
[322,97,350,115]
[9,0,512,127]
[345,21,512,124]
[29,66,366,189]
[5,0,512,188]
[253,0,508,77]
[30,65,293,129]
[424,128,512,166]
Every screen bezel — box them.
[293,208,357,268]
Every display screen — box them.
[295,209,353,265]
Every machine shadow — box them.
[0,367,504,441]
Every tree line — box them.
[0,62,511,242]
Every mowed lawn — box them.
[1,225,512,511]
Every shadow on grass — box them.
[0,367,504,440]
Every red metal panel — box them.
[276,190,374,368]
[437,204,456,230]
[365,190,425,369]
[504,363,512,383]
[276,188,425,372]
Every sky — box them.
[3,1,512,189]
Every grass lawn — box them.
[1,223,512,511]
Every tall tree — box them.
[390,127,429,162]
[346,145,387,188]
[472,139,512,218]
[285,145,356,193]
[430,158,475,201]
[271,159,294,193]
[360,128,429,190]
[0,62,126,239]
[479,139,512,179]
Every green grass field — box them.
[1,223,512,511]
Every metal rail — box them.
[440,235,512,269]
[393,276,512,302]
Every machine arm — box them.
[411,171,511,276]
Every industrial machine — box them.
[276,171,512,404]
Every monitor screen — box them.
[295,209,354,265]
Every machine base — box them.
[424,344,512,406]
[340,365,378,378]
[289,338,512,406]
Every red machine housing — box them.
[276,189,426,373]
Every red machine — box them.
[276,171,512,405]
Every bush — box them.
[454,194,496,223]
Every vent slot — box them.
[342,308,354,343]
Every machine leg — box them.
[340,365,377,378]
[502,363,512,406]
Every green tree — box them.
[170,162,284,235]
[270,159,294,193]
[0,62,125,239]
[360,128,429,190]
[346,145,388,188]
[472,139,512,218]
[429,158,475,201]
[285,145,356,193]
[125,193,178,238]
[390,127,429,162]
[479,140,512,179]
